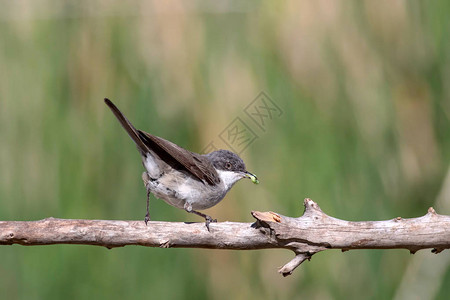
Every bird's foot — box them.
[205,215,217,231]
[189,209,217,232]
[144,213,150,226]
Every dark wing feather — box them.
[138,130,220,185]
[105,98,219,185]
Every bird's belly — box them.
[148,175,226,211]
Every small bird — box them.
[104,99,259,229]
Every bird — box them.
[104,98,259,229]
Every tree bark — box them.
[1,198,449,277]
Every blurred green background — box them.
[1,1,450,299]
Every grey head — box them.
[204,150,259,189]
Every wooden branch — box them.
[1,198,449,277]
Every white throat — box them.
[217,170,244,190]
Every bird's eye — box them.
[225,162,232,169]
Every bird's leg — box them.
[144,189,151,225]
[142,172,151,225]
[190,210,217,223]
[184,203,216,231]
[192,210,217,231]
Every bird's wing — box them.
[105,98,219,185]
[138,130,220,185]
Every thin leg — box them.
[144,189,150,225]
[190,210,217,231]
[142,172,151,226]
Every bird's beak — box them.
[244,171,259,184]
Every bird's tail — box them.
[104,98,148,154]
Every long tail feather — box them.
[104,98,148,154]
